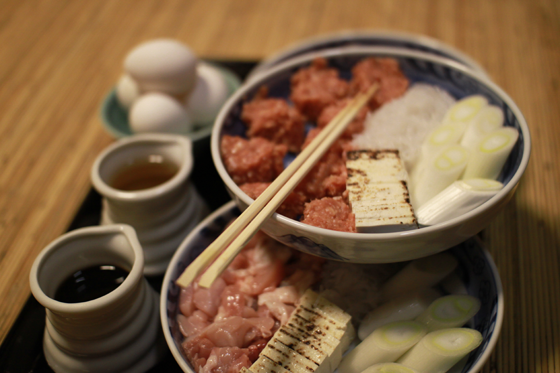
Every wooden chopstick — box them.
[176,83,378,289]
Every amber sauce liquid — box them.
[54,265,129,303]
[110,156,179,191]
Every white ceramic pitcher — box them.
[91,133,208,275]
[29,224,165,373]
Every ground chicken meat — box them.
[296,151,348,201]
[240,182,307,219]
[296,128,351,201]
[301,128,352,161]
[290,58,349,121]
[350,57,409,110]
[242,87,306,153]
[300,197,356,233]
[221,135,287,185]
[317,98,368,138]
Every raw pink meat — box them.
[301,197,357,233]
[178,232,324,373]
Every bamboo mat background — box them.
[1,1,559,372]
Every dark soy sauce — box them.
[110,155,179,191]
[54,265,129,303]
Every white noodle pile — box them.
[352,83,456,170]
[319,262,402,325]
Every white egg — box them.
[124,39,198,96]
[115,74,141,109]
[185,63,230,124]
[129,93,193,134]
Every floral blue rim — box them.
[248,32,489,81]
[162,202,502,373]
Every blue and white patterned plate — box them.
[247,30,489,82]
[212,46,530,263]
[160,201,504,373]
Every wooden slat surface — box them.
[0,1,558,372]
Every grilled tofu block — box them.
[250,355,291,373]
[248,290,353,373]
[346,150,418,233]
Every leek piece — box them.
[411,145,470,209]
[338,321,427,373]
[379,252,458,302]
[441,95,488,127]
[413,122,466,182]
[460,105,504,150]
[396,328,483,373]
[361,363,420,373]
[416,178,503,225]
[462,127,519,180]
[416,295,481,331]
[420,122,468,160]
[413,95,486,180]
[438,272,469,296]
[359,288,441,340]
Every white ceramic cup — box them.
[29,224,166,373]
[91,133,208,275]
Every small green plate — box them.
[100,64,242,143]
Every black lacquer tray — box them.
[0,61,257,373]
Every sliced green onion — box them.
[411,144,470,209]
[460,105,504,151]
[462,127,519,180]
[397,328,483,373]
[416,295,481,331]
[441,95,488,126]
[416,178,503,225]
[361,363,420,373]
[421,123,468,158]
[379,252,458,302]
[359,288,441,340]
[338,321,427,373]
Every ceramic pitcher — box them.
[29,224,165,373]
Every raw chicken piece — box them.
[193,277,227,318]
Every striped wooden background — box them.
[0,1,558,372]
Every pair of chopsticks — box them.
[176,83,379,289]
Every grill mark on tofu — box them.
[249,290,352,373]
[274,338,322,366]
[278,327,328,361]
[346,149,418,232]
[346,149,400,161]
[293,309,334,331]
[263,337,319,372]
[253,355,295,373]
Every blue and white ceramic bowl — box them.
[247,30,489,82]
[211,46,531,263]
[160,201,504,373]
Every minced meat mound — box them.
[220,135,287,185]
[240,182,307,219]
[350,57,409,110]
[242,87,306,153]
[300,197,356,233]
[290,57,349,121]
[316,98,368,138]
